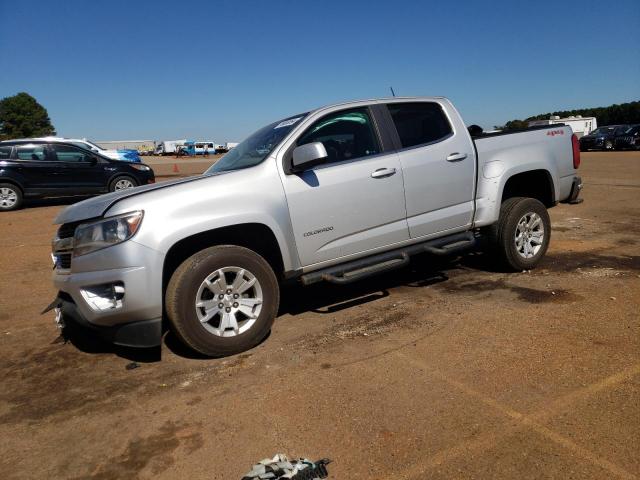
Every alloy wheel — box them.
[0,187,18,209]
[114,179,135,190]
[514,212,545,259]
[194,266,263,337]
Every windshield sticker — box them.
[274,117,302,129]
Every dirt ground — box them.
[0,152,638,479]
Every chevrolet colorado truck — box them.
[48,97,583,356]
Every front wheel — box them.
[109,175,137,192]
[165,245,279,357]
[488,197,551,271]
[604,140,614,151]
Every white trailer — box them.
[528,115,597,138]
[225,142,239,151]
[193,141,216,155]
[155,140,187,155]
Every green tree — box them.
[0,92,56,140]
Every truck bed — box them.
[471,123,577,228]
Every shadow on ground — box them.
[61,322,160,362]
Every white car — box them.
[33,137,141,163]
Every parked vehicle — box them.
[529,115,597,138]
[34,137,142,163]
[579,125,627,151]
[613,124,640,150]
[225,142,239,151]
[194,142,216,155]
[47,97,582,356]
[155,140,187,155]
[0,140,155,211]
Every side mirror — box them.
[291,142,328,173]
[88,156,98,165]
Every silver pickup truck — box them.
[48,97,583,356]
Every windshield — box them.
[206,113,307,173]
[71,140,104,151]
[71,142,93,150]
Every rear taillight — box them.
[572,134,581,169]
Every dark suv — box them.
[579,125,627,151]
[0,140,155,211]
[614,124,640,150]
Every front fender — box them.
[105,160,300,272]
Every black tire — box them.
[488,197,551,271]
[109,175,137,192]
[604,140,613,151]
[0,183,24,211]
[165,245,279,357]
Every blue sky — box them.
[1,0,638,142]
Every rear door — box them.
[279,106,409,267]
[14,144,64,191]
[384,101,476,238]
[49,143,105,192]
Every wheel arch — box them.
[474,164,558,228]
[501,169,556,208]
[0,177,25,194]
[162,223,286,296]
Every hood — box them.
[100,149,140,163]
[53,175,216,225]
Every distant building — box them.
[95,140,155,151]
[528,116,597,138]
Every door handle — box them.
[371,167,397,178]
[446,152,467,162]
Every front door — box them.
[280,106,409,267]
[49,143,104,193]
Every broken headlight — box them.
[73,211,143,256]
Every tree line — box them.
[0,92,56,140]
[497,100,640,131]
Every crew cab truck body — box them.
[48,97,582,355]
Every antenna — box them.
[390,86,396,97]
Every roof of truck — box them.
[313,96,447,112]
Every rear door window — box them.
[387,102,453,148]
[0,146,12,159]
[16,145,48,161]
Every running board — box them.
[423,238,476,255]
[300,232,477,286]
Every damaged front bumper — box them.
[43,293,161,347]
[45,240,164,348]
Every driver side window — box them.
[50,144,93,162]
[297,107,380,164]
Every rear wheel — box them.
[109,175,137,192]
[165,245,279,357]
[488,197,551,271]
[0,183,23,211]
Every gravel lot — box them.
[0,151,638,479]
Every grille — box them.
[56,253,72,269]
